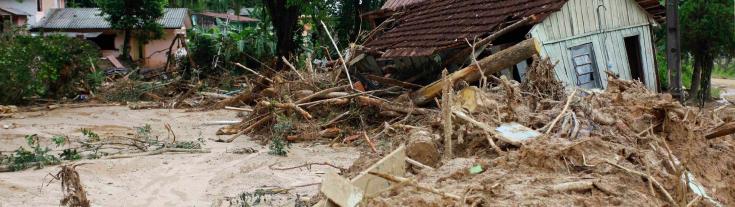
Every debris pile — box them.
[257,58,734,206]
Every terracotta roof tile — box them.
[367,0,666,58]
[382,0,426,10]
[366,0,568,58]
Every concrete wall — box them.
[0,0,64,26]
[530,0,658,91]
[103,29,185,69]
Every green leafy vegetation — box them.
[0,24,101,104]
[96,0,167,60]
[3,135,61,171]
[656,0,734,101]
[269,113,293,156]
[185,6,275,79]
[171,138,205,149]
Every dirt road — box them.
[0,106,359,206]
[713,78,735,98]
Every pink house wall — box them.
[101,29,184,69]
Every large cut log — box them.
[410,38,541,105]
[706,122,735,139]
[406,129,440,167]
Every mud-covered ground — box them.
[0,106,359,206]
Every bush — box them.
[0,27,100,104]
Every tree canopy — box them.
[679,0,735,101]
[96,0,168,60]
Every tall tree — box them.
[680,0,735,102]
[336,0,384,44]
[263,0,301,69]
[96,0,167,61]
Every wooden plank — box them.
[106,55,124,68]
[640,27,657,90]
[321,171,364,207]
[555,3,574,39]
[350,145,406,197]
[572,0,582,35]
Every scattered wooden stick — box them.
[105,148,211,159]
[198,92,232,99]
[164,123,176,143]
[259,101,313,120]
[484,131,504,155]
[282,56,305,81]
[268,162,346,172]
[357,96,432,115]
[406,157,435,170]
[224,106,253,112]
[322,111,350,127]
[549,180,594,192]
[364,74,422,89]
[451,109,520,146]
[545,89,577,134]
[295,85,349,104]
[441,69,454,160]
[368,171,461,200]
[363,132,378,153]
[686,195,702,207]
[234,62,273,83]
[320,20,354,89]
[605,160,677,206]
[203,120,242,126]
[286,128,341,142]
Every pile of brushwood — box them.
[210,56,735,206]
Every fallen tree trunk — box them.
[210,90,258,109]
[410,38,541,105]
[357,96,433,115]
[706,122,735,139]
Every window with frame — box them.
[570,43,600,89]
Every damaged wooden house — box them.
[354,0,665,94]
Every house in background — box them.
[192,11,258,29]
[32,8,192,69]
[361,0,665,91]
[0,0,65,27]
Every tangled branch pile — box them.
[203,55,734,206]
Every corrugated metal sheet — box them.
[35,8,189,30]
[0,7,31,16]
[198,12,258,22]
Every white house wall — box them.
[530,0,658,91]
[0,0,64,26]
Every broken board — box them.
[314,145,406,207]
[321,171,364,207]
[495,122,542,144]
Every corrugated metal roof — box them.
[381,0,426,10]
[0,7,31,16]
[35,8,189,30]
[198,12,258,22]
